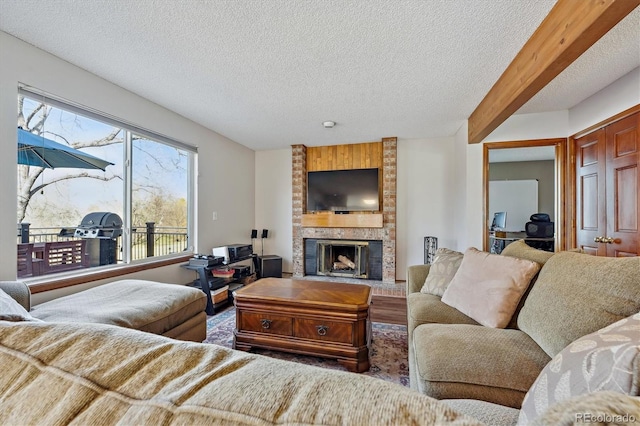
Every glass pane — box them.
[131,135,189,260]
[17,95,124,277]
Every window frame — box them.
[18,86,197,289]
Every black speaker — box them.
[251,229,257,239]
[261,229,269,238]
[259,255,282,278]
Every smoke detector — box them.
[322,121,336,128]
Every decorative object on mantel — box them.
[424,236,438,264]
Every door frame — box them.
[482,138,567,252]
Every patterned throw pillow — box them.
[518,312,640,425]
[420,248,463,297]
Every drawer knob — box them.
[261,319,272,329]
[316,325,329,336]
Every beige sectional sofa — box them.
[0,318,484,425]
[406,240,640,424]
[1,256,638,424]
[0,279,208,341]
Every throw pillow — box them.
[0,289,41,322]
[518,313,640,425]
[420,248,464,297]
[441,247,540,328]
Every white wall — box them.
[396,137,457,278]
[0,32,255,290]
[254,149,293,272]
[453,122,469,251]
[483,110,570,143]
[569,66,640,135]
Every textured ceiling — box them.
[0,1,638,151]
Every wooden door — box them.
[605,113,639,257]
[575,128,607,255]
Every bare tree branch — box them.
[29,173,122,198]
[26,103,46,131]
[42,130,72,146]
[71,128,122,149]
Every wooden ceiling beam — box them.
[468,0,639,144]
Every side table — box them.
[181,264,228,315]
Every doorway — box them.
[482,138,567,252]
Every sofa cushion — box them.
[518,252,640,357]
[441,248,540,328]
[413,323,551,408]
[499,240,555,329]
[518,312,640,425]
[0,320,481,425]
[0,289,41,322]
[30,280,206,336]
[407,292,479,333]
[443,399,520,426]
[420,248,463,297]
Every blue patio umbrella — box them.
[17,128,114,171]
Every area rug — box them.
[205,307,409,387]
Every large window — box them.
[17,88,195,278]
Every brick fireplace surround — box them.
[291,138,397,283]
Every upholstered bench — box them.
[1,280,207,342]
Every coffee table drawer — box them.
[294,319,352,344]
[240,312,292,336]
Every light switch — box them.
[212,211,218,221]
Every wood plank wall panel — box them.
[307,142,383,171]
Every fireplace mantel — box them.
[301,213,383,228]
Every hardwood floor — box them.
[370,294,407,325]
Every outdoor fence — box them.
[18,223,188,261]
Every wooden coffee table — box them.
[233,278,372,372]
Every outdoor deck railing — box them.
[17,223,188,261]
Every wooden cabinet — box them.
[233,278,371,372]
[574,112,639,256]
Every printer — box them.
[212,244,253,264]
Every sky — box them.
[19,97,188,227]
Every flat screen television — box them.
[307,168,379,212]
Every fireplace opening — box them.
[317,240,368,279]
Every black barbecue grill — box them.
[74,212,123,239]
[61,212,122,266]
